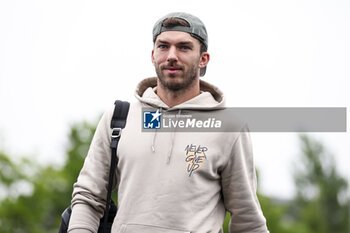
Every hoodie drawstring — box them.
[151,129,157,152]
[166,109,181,164]
[151,108,161,153]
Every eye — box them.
[158,44,168,49]
[180,46,191,51]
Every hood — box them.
[134,77,225,110]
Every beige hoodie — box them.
[68,77,269,233]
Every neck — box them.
[156,80,201,108]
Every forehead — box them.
[155,31,200,46]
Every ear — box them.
[199,52,210,69]
[151,50,155,64]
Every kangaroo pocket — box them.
[122,223,190,233]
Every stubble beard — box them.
[155,61,199,92]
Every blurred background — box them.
[0,0,349,232]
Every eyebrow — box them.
[156,39,169,44]
[156,39,194,46]
[178,41,194,46]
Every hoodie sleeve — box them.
[68,108,114,233]
[221,125,269,233]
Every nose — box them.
[166,46,178,63]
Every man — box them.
[68,12,269,233]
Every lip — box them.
[164,67,182,74]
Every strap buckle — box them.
[111,128,122,138]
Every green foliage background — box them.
[0,119,349,233]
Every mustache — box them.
[161,62,184,70]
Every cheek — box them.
[153,53,164,64]
[184,55,201,66]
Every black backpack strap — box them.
[101,100,130,233]
[110,100,130,148]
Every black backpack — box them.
[58,100,130,233]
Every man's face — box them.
[152,31,206,92]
